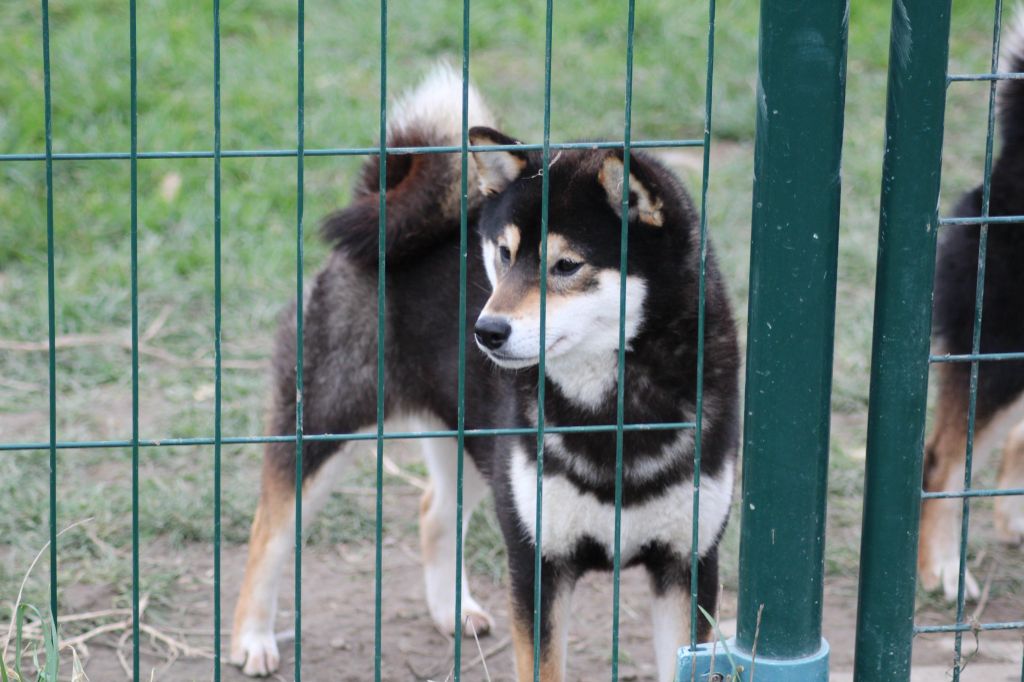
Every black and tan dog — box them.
[229,66,740,681]
[918,13,1024,600]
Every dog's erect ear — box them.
[470,126,528,196]
[598,152,664,227]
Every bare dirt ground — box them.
[24,442,1023,681]
[47,454,676,682]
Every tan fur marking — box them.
[599,156,664,227]
[502,224,522,264]
[510,604,563,682]
[919,377,968,588]
[542,234,585,267]
[482,267,538,317]
[996,419,1024,543]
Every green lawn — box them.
[0,0,1011,656]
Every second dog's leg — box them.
[230,444,347,676]
[919,378,981,602]
[996,419,1024,544]
[420,436,494,636]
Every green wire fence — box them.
[854,0,1024,681]
[14,0,719,680]
[15,0,1024,680]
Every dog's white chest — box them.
[508,444,734,561]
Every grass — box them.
[0,0,1020,675]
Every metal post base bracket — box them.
[677,638,830,682]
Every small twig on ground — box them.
[467,616,493,682]
[0,376,39,391]
[970,559,997,623]
[750,603,765,681]
[116,630,132,679]
[0,331,265,370]
[462,635,511,675]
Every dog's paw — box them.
[460,607,496,638]
[431,599,495,638]
[996,515,1024,545]
[230,630,280,677]
[920,560,980,603]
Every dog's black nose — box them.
[474,316,512,350]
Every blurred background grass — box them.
[0,0,1013,637]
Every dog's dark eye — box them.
[552,258,583,276]
[499,246,511,264]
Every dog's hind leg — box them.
[419,427,495,637]
[996,418,1024,545]
[230,440,350,676]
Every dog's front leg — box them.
[508,553,572,682]
[648,548,718,682]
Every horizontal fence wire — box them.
[915,621,1024,634]
[939,214,1024,226]
[0,423,697,452]
[922,487,1024,499]
[948,71,1024,81]
[0,139,703,163]
[931,351,1024,363]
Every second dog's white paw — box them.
[996,516,1024,545]
[230,630,280,677]
[996,500,1024,545]
[921,559,980,603]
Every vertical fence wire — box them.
[690,0,717,649]
[373,1,388,679]
[532,0,555,679]
[128,0,141,677]
[39,0,58,632]
[212,0,223,677]
[952,1,1004,678]
[453,0,472,677]
[293,0,306,678]
[610,2,637,679]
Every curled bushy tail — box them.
[998,7,1024,153]
[321,64,496,267]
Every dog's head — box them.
[469,126,683,370]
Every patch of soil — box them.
[54,471,677,682]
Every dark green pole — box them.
[735,0,848,661]
[853,1,952,680]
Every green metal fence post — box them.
[852,2,952,680]
[679,0,848,679]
